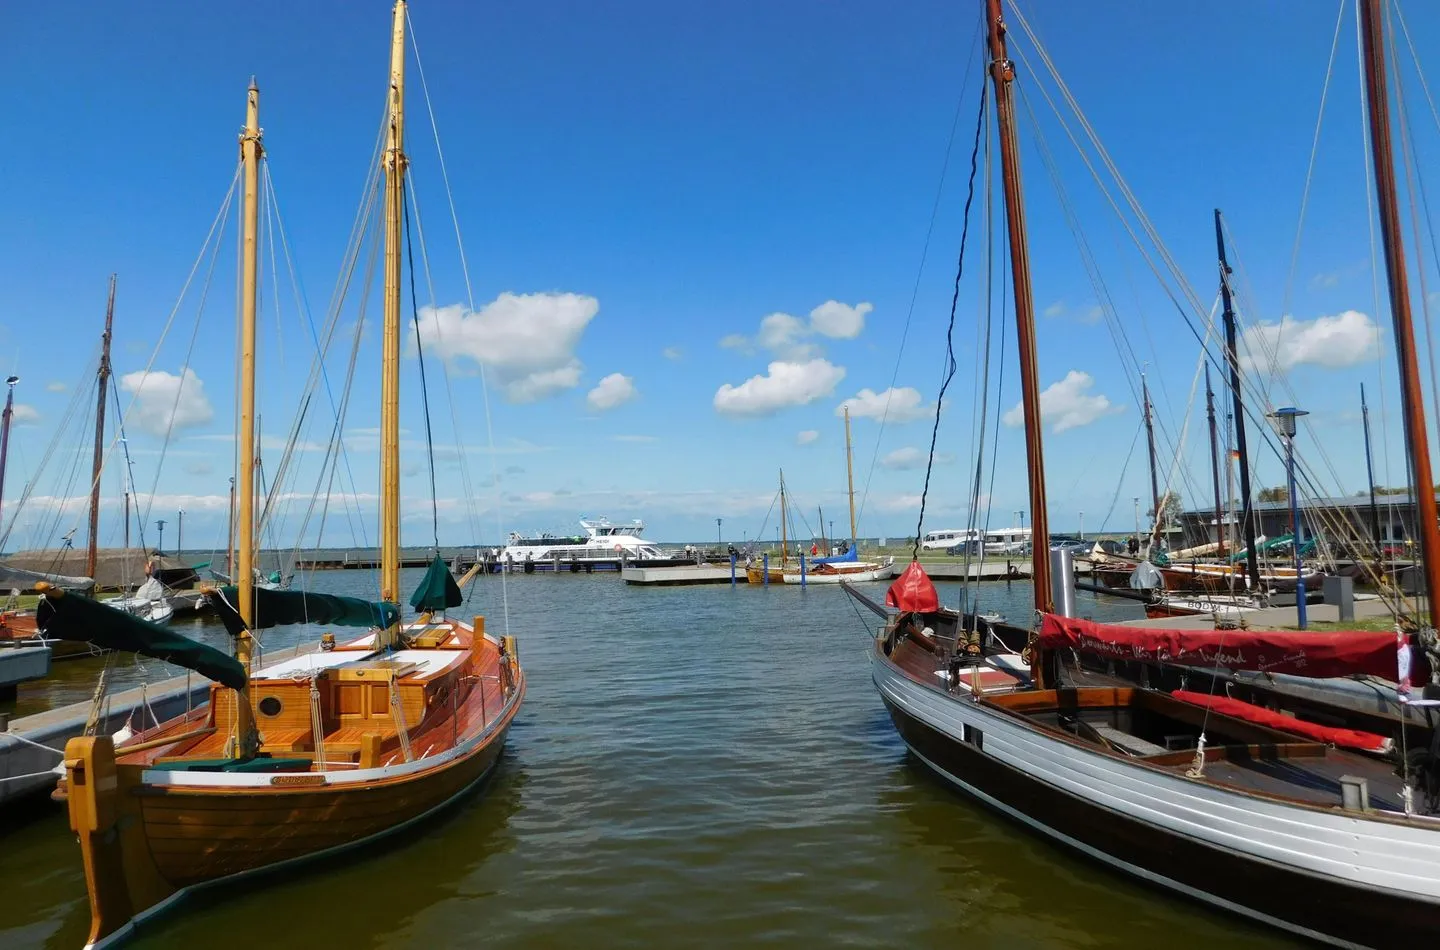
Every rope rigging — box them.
[912,79,988,563]
[402,176,441,551]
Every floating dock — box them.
[0,646,51,701]
[622,564,736,586]
[0,641,317,808]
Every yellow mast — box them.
[844,406,857,544]
[379,0,408,643]
[230,79,262,758]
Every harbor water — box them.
[1,571,1295,949]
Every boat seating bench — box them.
[1084,723,1168,757]
[259,727,313,754]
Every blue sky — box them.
[3,0,1440,552]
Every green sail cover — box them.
[208,586,399,638]
[410,554,463,611]
[37,591,247,690]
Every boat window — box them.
[258,696,283,717]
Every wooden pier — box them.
[622,564,735,586]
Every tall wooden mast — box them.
[0,376,16,533]
[86,276,116,579]
[379,0,408,634]
[779,470,788,566]
[230,79,263,758]
[1360,0,1440,627]
[986,0,1050,613]
[844,406,857,545]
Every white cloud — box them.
[881,447,925,470]
[880,447,952,470]
[796,429,819,445]
[756,312,817,359]
[45,381,66,393]
[1043,300,1102,324]
[505,363,582,403]
[9,404,40,425]
[118,368,214,437]
[876,493,925,513]
[722,299,873,357]
[1002,370,1123,433]
[836,386,929,422]
[412,292,599,403]
[587,372,637,411]
[809,300,872,339]
[713,359,846,416]
[1239,310,1380,372]
[662,346,683,360]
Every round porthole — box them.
[258,696,283,717]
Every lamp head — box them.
[1268,406,1308,438]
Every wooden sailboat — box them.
[745,469,789,584]
[783,407,893,583]
[49,6,525,946]
[857,3,1439,945]
[0,284,119,657]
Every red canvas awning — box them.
[886,561,939,614]
[1170,690,1392,753]
[1038,613,1409,681]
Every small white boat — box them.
[105,577,175,624]
[782,559,894,583]
[499,517,663,568]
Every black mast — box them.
[1360,383,1382,554]
[1142,373,1160,544]
[1215,210,1261,589]
[1205,363,1225,553]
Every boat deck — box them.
[882,621,1435,819]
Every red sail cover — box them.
[886,561,940,613]
[1038,613,1402,680]
[1170,690,1392,753]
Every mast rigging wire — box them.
[912,80,987,562]
[403,180,441,551]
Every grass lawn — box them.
[1280,616,1397,632]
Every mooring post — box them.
[800,552,807,588]
[762,553,769,587]
[729,553,737,586]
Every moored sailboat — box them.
[857,2,1440,945]
[51,6,525,946]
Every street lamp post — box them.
[1079,510,1084,541]
[156,519,167,556]
[716,517,722,546]
[1133,497,1141,552]
[1268,407,1310,629]
[177,508,185,554]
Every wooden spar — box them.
[0,376,15,530]
[87,276,116,579]
[232,79,262,758]
[1205,363,1225,553]
[986,0,1051,615]
[1216,210,1261,590]
[379,0,408,634]
[818,506,826,552]
[779,469,788,566]
[1360,0,1440,629]
[1361,383,1382,552]
[227,474,236,579]
[1142,373,1160,540]
[845,405,857,544]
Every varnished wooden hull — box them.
[66,655,524,949]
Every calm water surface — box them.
[0,571,1296,949]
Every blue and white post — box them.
[729,552,737,587]
[1269,407,1309,629]
[800,552,807,588]
[762,553,769,586]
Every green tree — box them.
[1257,486,1288,503]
